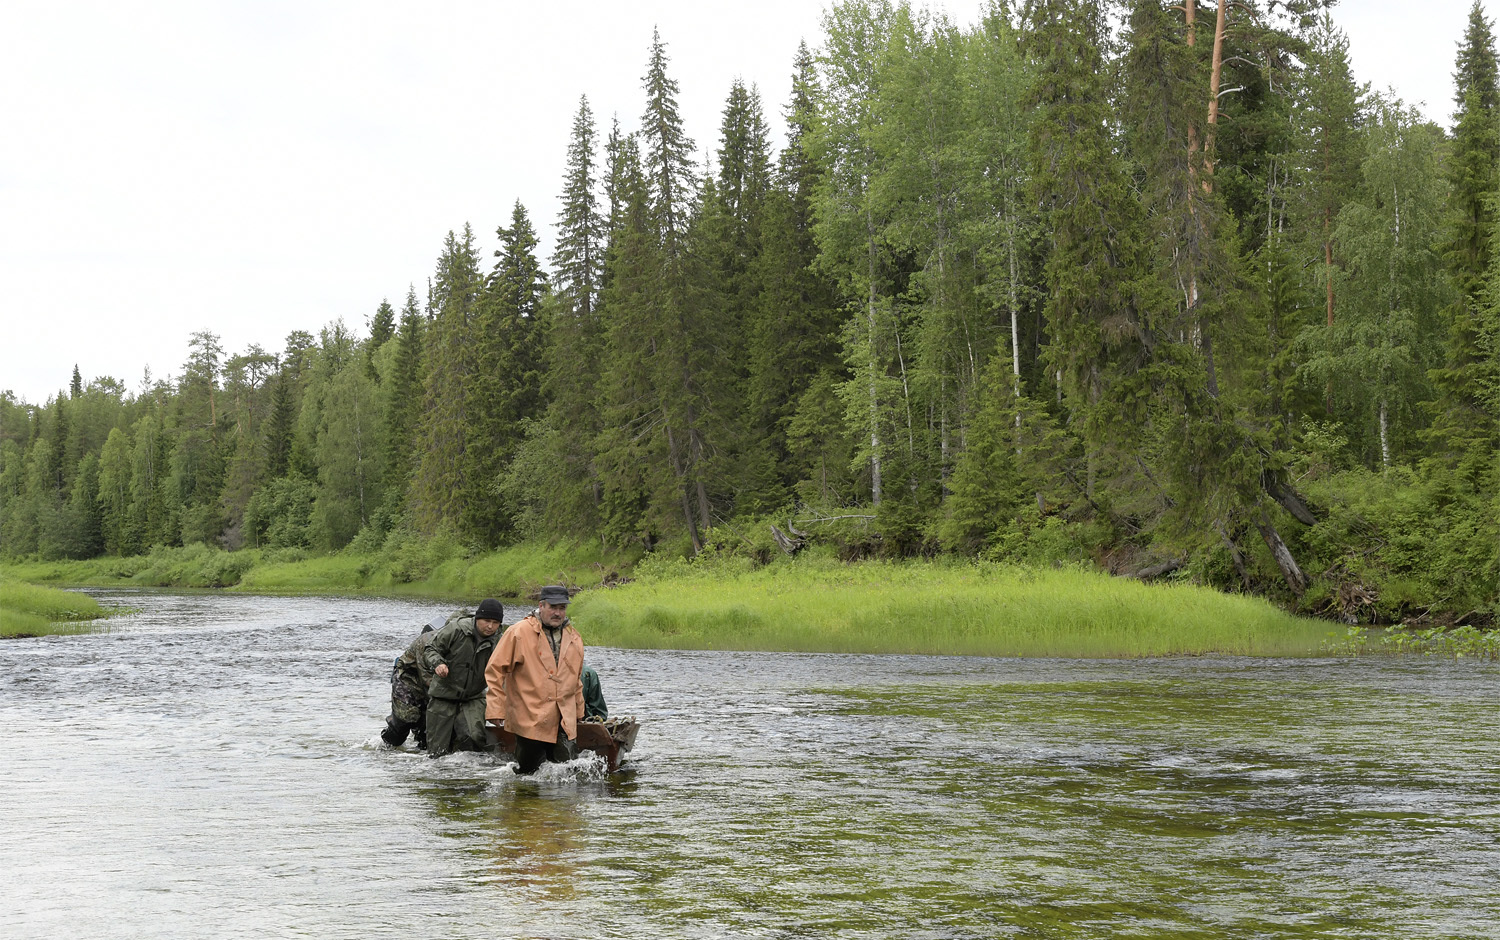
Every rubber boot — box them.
[381,715,410,747]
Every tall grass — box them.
[571,555,1328,658]
[0,579,109,637]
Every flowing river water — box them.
[2,590,1498,939]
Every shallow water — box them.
[2,590,1498,938]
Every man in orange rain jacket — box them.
[485,584,586,774]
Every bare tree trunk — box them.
[1185,0,1199,173]
[1379,398,1391,471]
[1256,507,1309,595]
[1203,0,1229,188]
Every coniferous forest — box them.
[2,1,1497,623]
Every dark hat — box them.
[538,585,571,606]
[474,598,505,622]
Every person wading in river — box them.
[422,598,503,758]
[485,585,586,774]
[380,617,441,749]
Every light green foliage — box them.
[244,476,316,549]
[314,354,384,549]
[1303,97,1449,468]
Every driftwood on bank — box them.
[770,523,808,556]
[1128,557,1186,580]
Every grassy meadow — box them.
[0,578,112,637]
[572,553,1331,658]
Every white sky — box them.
[0,0,1485,405]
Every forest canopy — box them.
[2,0,1497,624]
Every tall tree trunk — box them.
[1379,398,1391,471]
[866,213,883,506]
[1185,0,1199,173]
[1203,0,1229,188]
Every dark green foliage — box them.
[1,6,1495,623]
[467,201,547,545]
[384,286,425,489]
[409,226,482,535]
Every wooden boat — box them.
[486,717,640,772]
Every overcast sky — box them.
[0,1,1486,405]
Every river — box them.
[1,590,1498,938]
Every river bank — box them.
[0,542,1332,656]
[0,578,113,637]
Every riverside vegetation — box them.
[0,577,111,638]
[0,541,1327,657]
[2,3,1498,640]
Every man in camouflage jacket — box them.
[380,619,441,749]
[422,598,504,758]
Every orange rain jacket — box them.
[484,614,585,743]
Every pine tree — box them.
[366,299,396,382]
[409,226,482,535]
[744,43,845,510]
[384,286,425,493]
[701,79,773,512]
[1297,14,1365,413]
[525,105,611,540]
[642,28,699,255]
[595,132,669,548]
[554,97,606,321]
[1431,1,1500,472]
[467,201,548,544]
[263,371,296,479]
[70,365,82,400]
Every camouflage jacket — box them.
[393,629,437,694]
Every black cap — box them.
[538,585,571,606]
[474,598,504,623]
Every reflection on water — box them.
[1,590,1498,938]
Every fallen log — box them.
[1129,557,1185,580]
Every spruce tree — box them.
[745,43,845,510]
[409,226,482,535]
[532,104,611,538]
[466,201,548,544]
[1431,1,1500,473]
[554,97,606,321]
[642,28,699,255]
[384,286,425,492]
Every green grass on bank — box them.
[2,542,1330,656]
[0,578,110,637]
[0,539,634,602]
[571,554,1329,658]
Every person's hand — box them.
[435,663,449,678]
